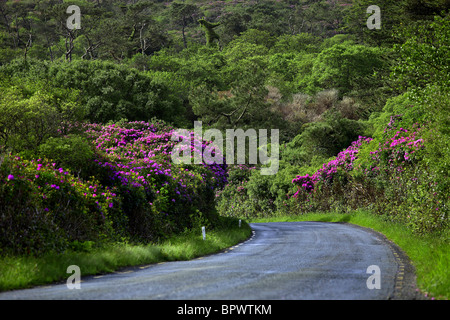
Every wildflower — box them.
[7,174,14,181]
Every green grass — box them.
[0,217,252,292]
[251,210,449,300]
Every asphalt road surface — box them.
[0,221,414,300]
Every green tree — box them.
[242,0,289,36]
[170,2,199,49]
[298,42,386,97]
[392,15,449,90]
[344,0,408,46]
[270,33,321,55]
[190,56,277,130]
[217,12,249,45]
[198,18,221,47]
[0,86,82,152]
[48,60,183,124]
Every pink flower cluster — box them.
[292,136,373,197]
[291,113,427,200]
[82,121,228,205]
[2,155,117,217]
[369,123,424,167]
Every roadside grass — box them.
[0,217,252,292]
[251,209,449,300]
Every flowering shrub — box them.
[291,136,373,196]
[0,155,120,255]
[290,114,448,233]
[0,120,228,255]
[82,120,228,239]
[352,118,447,233]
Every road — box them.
[0,221,412,300]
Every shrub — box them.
[0,119,231,255]
[0,155,120,255]
[289,113,448,234]
[0,86,83,153]
[38,134,95,178]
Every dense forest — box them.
[0,0,448,258]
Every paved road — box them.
[0,222,404,300]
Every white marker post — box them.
[239,219,241,228]
[202,226,206,240]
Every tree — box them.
[170,2,199,49]
[0,0,36,61]
[217,12,249,45]
[242,0,289,36]
[127,1,169,56]
[190,56,280,130]
[198,18,221,47]
[392,14,449,90]
[46,59,184,125]
[298,42,386,97]
[0,86,83,152]
[344,0,410,46]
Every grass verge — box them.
[0,217,252,293]
[251,209,449,300]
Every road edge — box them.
[340,222,428,300]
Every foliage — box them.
[37,134,95,179]
[0,120,228,255]
[1,0,449,258]
[0,154,120,255]
[0,58,185,126]
[0,85,83,153]
[391,15,449,91]
[198,18,221,47]
[298,42,386,97]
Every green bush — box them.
[38,134,95,178]
[0,86,83,153]
[47,60,184,125]
[0,59,185,126]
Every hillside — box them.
[0,0,448,298]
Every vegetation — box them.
[0,0,448,298]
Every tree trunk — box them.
[182,17,187,48]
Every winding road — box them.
[0,222,415,300]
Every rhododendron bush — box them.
[289,115,448,233]
[216,112,448,234]
[0,120,227,255]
